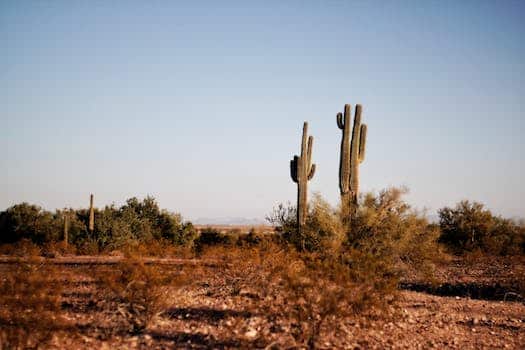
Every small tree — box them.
[0,203,56,244]
[349,187,441,278]
[439,200,524,255]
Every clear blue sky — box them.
[2,1,524,221]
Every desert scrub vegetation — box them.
[439,200,525,255]
[0,261,67,349]
[0,196,197,255]
[269,187,442,272]
[0,238,43,257]
[267,187,444,319]
[263,188,442,347]
[274,251,392,349]
[193,227,271,253]
[198,240,396,349]
[267,193,344,253]
[0,203,63,245]
[93,255,190,334]
[193,227,237,253]
[348,187,444,279]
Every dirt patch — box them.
[1,255,524,349]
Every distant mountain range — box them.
[192,217,267,226]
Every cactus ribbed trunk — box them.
[290,122,316,241]
[337,104,367,225]
[89,194,94,233]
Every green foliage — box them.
[270,187,441,284]
[439,200,524,255]
[268,194,343,253]
[237,228,263,246]
[0,203,57,244]
[348,187,442,278]
[302,194,344,252]
[0,196,196,251]
[194,227,236,252]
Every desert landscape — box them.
[1,192,524,349]
[0,244,523,349]
[2,1,524,349]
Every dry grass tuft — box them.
[200,242,397,349]
[93,255,189,334]
[0,238,42,257]
[0,262,67,349]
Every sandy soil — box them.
[1,255,523,349]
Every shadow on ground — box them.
[149,330,266,349]
[400,282,523,302]
[163,307,252,323]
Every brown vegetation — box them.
[0,245,523,349]
[0,260,67,348]
[93,256,189,334]
[0,189,523,348]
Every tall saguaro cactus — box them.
[290,122,316,233]
[89,194,95,233]
[337,104,367,223]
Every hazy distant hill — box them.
[194,215,442,225]
[192,217,267,226]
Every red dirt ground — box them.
[0,255,523,349]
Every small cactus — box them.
[337,104,367,224]
[89,194,94,233]
[290,122,316,237]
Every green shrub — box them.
[194,227,236,252]
[0,196,197,252]
[0,203,57,244]
[267,194,344,253]
[236,228,263,246]
[349,187,442,277]
[439,200,524,255]
[268,188,440,272]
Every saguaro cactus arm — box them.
[338,105,352,195]
[349,104,362,173]
[336,112,344,130]
[308,163,316,180]
[290,156,299,183]
[306,135,313,169]
[358,124,367,162]
[290,123,316,184]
